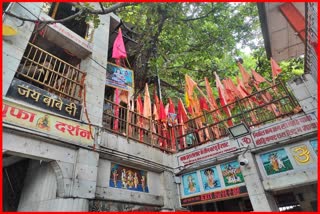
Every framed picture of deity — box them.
[259,148,294,176]
[200,166,221,191]
[109,163,148,193]
[106,62,134,91]
[220,161,244,187]
[181,172,200,196]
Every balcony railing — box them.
[102,81,301,153]
[103,99,176,153]
[15,42,86,104]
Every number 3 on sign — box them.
[291,145,313,165]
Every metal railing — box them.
[15,42,86,104]
[102,99,176,153]
[175,81,301,151]
[102,82,301,153]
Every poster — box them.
[182,172,200,196]
[106,63,134,91]
[200,166,221,191]
[309,139,318,154]
[220,161,244,186]
[109,163,148,193]
[260,148,293,175]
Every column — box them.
[238,152,279,211]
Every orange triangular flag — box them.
[270,57,282,84]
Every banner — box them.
[252,113,317,147]
[106,62,134,91]
[177,139,239,166]
[3,99,94,146]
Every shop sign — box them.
[110,163,149,193]
[106,63,134,91]
[177,139,239,166]
[259,148,293,176]
[252,113,317,147]
[3,99,94,146]
[180,186,247,206]
[7,78,82,120]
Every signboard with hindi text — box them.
[3,99,94,146]
[252,113,317,147]
[106,62,134,91]
[177,139,239,166]
[6,78,82,120]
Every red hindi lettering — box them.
[55,121,67,132]
[79,128,91,139]
[3,104,9,118]
[9,106,36,122]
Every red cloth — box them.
[112,28,127,59]
[270,57,282,83]
[199,97,209,111]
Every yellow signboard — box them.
[3,100,94,146]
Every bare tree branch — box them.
[4,3,136,25]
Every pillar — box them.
[238,152,279,211]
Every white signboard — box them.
[252,113,317,147]
[177,139,240,166]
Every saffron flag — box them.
[143,83,151,119]
[112,28,127,60]
[185,74,197,97]
[270,57,282,84]
[204,77,219,110]
[214,72,233,126]
[237,62,251,86]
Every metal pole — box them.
[153,48,162,100]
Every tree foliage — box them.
[116,3,263,100]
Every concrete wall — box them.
[288,74,318,117]
[79,14,111,127]
[100,132,176,170]
[3,3,43,95]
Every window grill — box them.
[15,42,86,104]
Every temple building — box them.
[2,2,317,211]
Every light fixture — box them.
[228,122,250,139]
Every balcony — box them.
[102,81,301,153]
[14,42,86,104]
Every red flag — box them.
[237,62,251,86]
[251,69,267,85]
[113,88,120,131]
[199,96,209,111]
[136,95,144,142]
[159,100,166,122]
[270,57,282,84]
[177,98,189,123]
[112,28,127,60]
[215,72,233,126]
